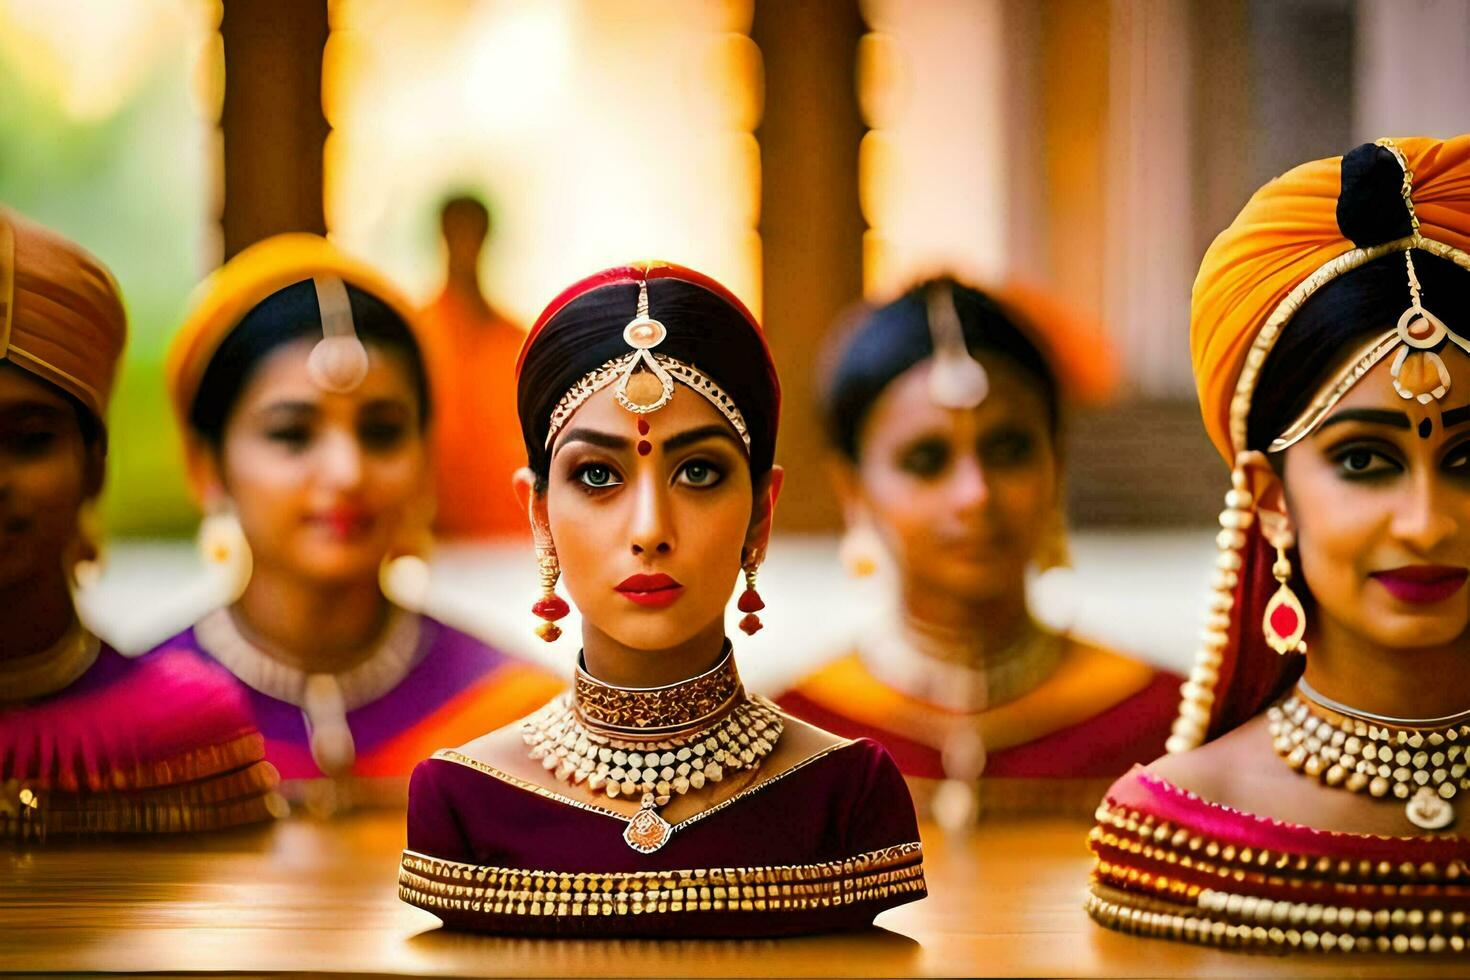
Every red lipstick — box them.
[615,573,684,608]
[1371,566,1469,604]
[311,506,372,540]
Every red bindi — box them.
[637,440,652,456]
[637,419,650,435]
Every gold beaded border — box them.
[399,842,924,919]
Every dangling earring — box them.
[737,556,765,635]
[839,525,882,579]
[1263,543,1307,656]
[379,503,434,611]
[531,546,569,642]
[198,505,252,601]
[65,501,105,592]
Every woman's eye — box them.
[575,463,622,489]
[266,426,311,449]
[359,421,407,450]
[2,429,60,458]
[981,432,1035,468]
[1443,442,1470,471]
[677,460,724,488]
[1334,446,1398,477]
[897,440,949,478]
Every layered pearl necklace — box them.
[1268,679,1470,831]
[522,648,782,853]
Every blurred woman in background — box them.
[778,278,1180,822]
[399,263,925,936]
[1087,137,1470,955]
[0,208,277,837]
[149,234,559,813]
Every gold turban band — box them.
[0,208,127,423]
[1172,135,1470,752]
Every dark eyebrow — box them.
[1319,408,1411,431]
[554,427,631,457]
[257,400,318,416]
[663,424,744,454]
[1443,405,1470,430]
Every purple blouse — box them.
[400,736,927,937]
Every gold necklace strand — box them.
[522,669,783,853]
[0,620,101,703]
[1267,689,1470,831]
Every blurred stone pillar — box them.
[752,0,865,532]
[220,0,329,259]
[1355,0,1470,141]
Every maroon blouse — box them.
[400,737,927,937]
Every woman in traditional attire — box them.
[0,208,279,838]
[399,263,926,936]
[150,234,561,811]
[777,279,1180,820]
[1087,137,1470,955]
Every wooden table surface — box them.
[1,812,1464,977]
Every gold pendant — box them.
[1406,785,1456,831]
[623,801,673,853]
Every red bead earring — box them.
[532,547,569,642]
[737,561,765,636]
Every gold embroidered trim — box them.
[432,736,856,833]
[399,842,925,919]
[1092,798,1470,883]
[1,763,282,840]
[1086,883,1469,953]
[35,731,269,794]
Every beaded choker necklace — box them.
[1268,681,1470,831]
[522,648,782,853]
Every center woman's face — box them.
[852,356,1058,601]
[545,385,754,651]
[1283,349,1470,649]
[216,337,428,586]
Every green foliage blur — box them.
[0,40,206,537]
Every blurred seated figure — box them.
[148,235,560,814]
[1087,137,1470,956]
[419,194,528,539]
[777,278,1181,822]
[0,208,278,838]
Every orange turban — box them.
[165,233,420,429]
[1191,135,1470,463]
[0,208,126,422]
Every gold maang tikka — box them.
[1270,142,1470,453]
[925,282,989,410]
[542,276,752,450]
[306,275,371,393]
